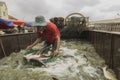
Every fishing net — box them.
[23,49,58,66]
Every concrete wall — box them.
[0,33,37,58]
[88,30,120,79]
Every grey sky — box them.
[1,0,120,21]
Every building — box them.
[90,18,120,24]
[0,1,8,19]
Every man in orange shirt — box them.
[26,15,60,57]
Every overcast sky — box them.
[1,0,120,21]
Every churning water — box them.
[0,40,115,80]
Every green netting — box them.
[23,49,58,66]
[24,49,39,55]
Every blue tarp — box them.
[0,18,14,26]
[24,22,31,26]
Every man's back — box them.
[37,22,60,43]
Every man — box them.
[26,15,60,57]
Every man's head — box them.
[32,15,47,33]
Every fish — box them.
[102,66,117,80]
[62,55,74,58]
[30,57,50,67]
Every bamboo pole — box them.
[0,38,6,57]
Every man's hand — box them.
[54,50,59,55]
[26,38,41,50]
[26,45,33,50]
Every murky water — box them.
[0,40,115,80]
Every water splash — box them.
[0,40,115,80]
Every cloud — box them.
[1,0,120,21]
[64,0,99,7]
[2,0,101,21]
[101,5,120,12]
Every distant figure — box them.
[0,29,4,35]
[17,25,21,33]
[58,17,64,30]
[52,17,64,31]
[49,18,54,23]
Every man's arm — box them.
[54,35,60,55]
[26,38,41,49]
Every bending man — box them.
[26,15,60,57]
